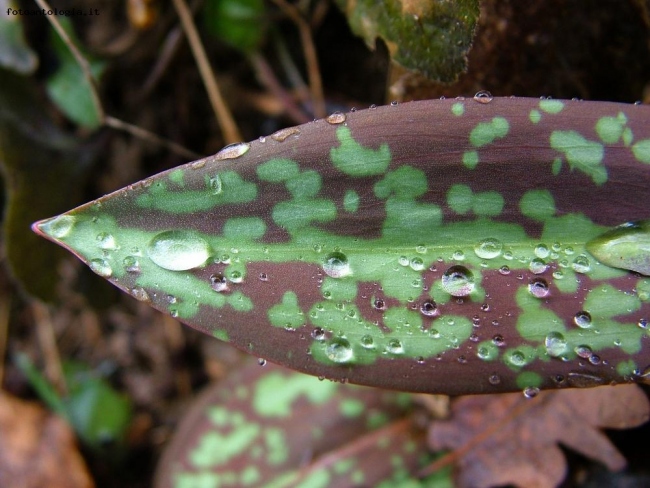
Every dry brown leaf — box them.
[428,385,650,488]
[0,392,94,488]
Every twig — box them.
[104,116,202,160]
[0,292,9,387]
[31,301,67,396]
[171,0,243,144]
[270,0,326,118]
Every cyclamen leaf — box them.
[33,98,650,395]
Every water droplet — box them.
[523,387,539,399]
[89,258,112,277]
[123,256,140,273]
[326,338,353,363]
[473,90,493,103]
[326,112,346,124]
[552,270,564,279]
[488,374,501,385]
[638,318,648,329]
[573,311,592,328]
[529,278,549,298]
[574,345,593,358]
[529,258,547,274]
[566,372,604,388]
[589,354,601,365]
[312,328,326,341]
[190,159,206,169]
[228,270,243,283]
[38,215,75,238]
[147,231,210,271]
[545,331,568,357]
[503,251,513,260]
[390,100,399,106]
[271,126,301,142]
[564,246,574,255]
[415,244,427,254]
[429,328,440,339]
[442,265,475,296]
[215,142,250,160]
[492,334,505,346]
[131,287,150,302]
[386,338,404,354]
[208,175,222,194]
[571,255,591,274]
[477,347,490,359]
[210,274,229,292]
[585,220,650,275]
[410,257,424,271]
[508,350,527,367]
[373,298,386,311]
[499,265,511,275]
[258,358,267,366]
[474,238,503,259]
[480,303,490,312]
[534,244,550,259]
[96,232,117,250]
[420,300,438,317]
[323,252,351,278]
[452,250,465,261]
[360,334,375,349]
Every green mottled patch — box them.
[212,329,229,341]
[295,470,330,488]
[447,184,473,214]
[272,199,337,230]
[529,109,541,124]
[169,168,185,185]
[617,359,638,377]
[469,117,509,147]
[256,158,300,182]
[551,157,562,175]
[286,170,322,200]
[174,472,219,488]
[539,99,564,114]
[264,428,289,465]
[321,277,357,301]
[340,398,365,418]
[223,217,266,240]
[595,112,627,144]
[519,189,556,221]
[331,126,391,176]
[374,166,427,199]
[240,466,260,486]
[333,458,355,474]
[472,191,504,216]
[451,102,465,116]
[632,139,650,163]
[462,150,479,169]
[476,341,499,361]
[268,291,305,329]
[516,371,543,389]
[253,371,337,417]
[623,127,634,146]
[637,279,650,301]
[550,130,606,184]
[227,291,253,312]
[189,424,260,468]
[343,189,360,212]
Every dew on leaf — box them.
[123,256,140,273]
[215,142,250,160]
[574,345,593,358]
[488,374,501,385]
[386,339,404,354]
[529,258,547,274]
[523,387,540,399]
[271,126,301,142]
[420,300,438,317]
[573,311,592,328]
[545,331,568,358]
[571,255,591,274]
[209,274,229,292]
[529,278,549,298]
[442,265,475,296]
[323,252,351,278]
[326,112,346,124]
[499,265,511,275]
[360,334,375,349]
[38,215,75,238]
[326,338,354,363]
[473,90,493,103]
[96,232,117,250]
[89,258,112,277]
[147,231,210,271]
[507,350,527,367]
[410,257,425,271]
[534,244,550,259]
[474,238,503,259]
[131,286,150,302]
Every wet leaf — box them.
[203,0,267,53]
[33,98,650,395]
[0,392,94,488]
[154,360,449,488]
[334,0,480,82]
[0,1,38,74]
[428,385,650,488]
[0,69,95,301]
[45,17,105,129]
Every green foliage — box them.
[0,3,38,74]
[203,0,267,53]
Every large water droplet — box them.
[534,244,550,259]
[442,265,475,296]
[215,142,250,160]
[271,126,301,142]
[38,215,75,239]
[474,238,503,259]
[571,255,591,274]
[529,258,547,274]
[89,258,112,277]
[586,220,650,276]
[147,231,210,271]
[529,278,549,298]
[545,331,568,357]
[473,90,493,104]
[326,338,353,363]
[326,112,346,124]
[323,252,351,278]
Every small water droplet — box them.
[473,90,493,104]
[96,232,117,250]
[429,328,440,339]
[323,252,351,278]
[508,350,527,367]
[480,303,490,312]
[228,270,243,283]
[410,257,424,271]
[499,265,511,275]
[208,175,222,194]
[271,126,301,142]
[89,258,112,277]
[571,255,591,274]
[523,387,540,399]
[147,231,210,271]
[123,256,140,273]
[452,250,465,261]
[474,238,503,259]
[311,327,326,341]
[326,338,353,363]
[573,311,592,328]
[588,354,601,365]
[131,286,150,302]
[373,298,386,311]
[210,274,229,292]
[390,100,399,106]
[386,338,404,354]
[545,331,568,357]
[360,334,375,349]
[529,258,547,274]
[574,345,593,358]
[326,112,346,124]
[638,318,648,329]
[258,358,267,366]
[420,300,438,317]
[488,373,501,385]
[492,334,505,346]
[215,142,250,160]
[38,215,75,238]
[442,265,475,296]
[564,246,574,255]
[529,278,549,298]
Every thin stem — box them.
[271,0,326,118]
[171,0,243,143]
